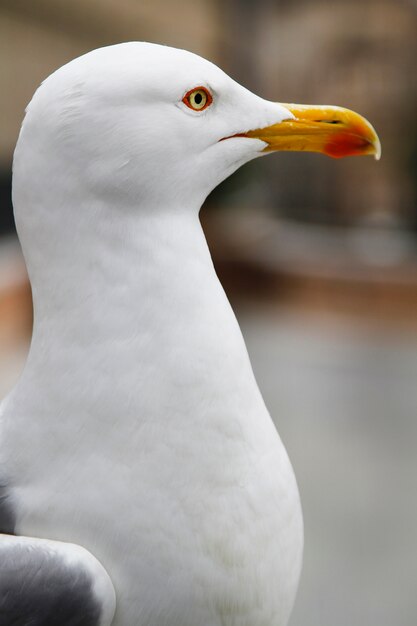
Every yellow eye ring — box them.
[182,86,213,111]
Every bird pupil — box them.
[194,92,203,104]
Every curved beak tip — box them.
[373,136,382,161]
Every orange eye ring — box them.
[182,86,213,111]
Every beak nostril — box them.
[315,120,342,125]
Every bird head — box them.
[15,42,380,214]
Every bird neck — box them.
[28,207,213,330]
[26,207,213,343]
[19,205,254,422]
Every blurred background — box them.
[1,1,417,624]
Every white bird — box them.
[0,42,380,626]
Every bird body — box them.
[2,206,302,625]
[0,42,379,625]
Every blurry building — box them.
[219,0,417,229]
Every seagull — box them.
[0,42,380,626]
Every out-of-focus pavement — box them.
[239,308,417,626]
[1,305,416,626]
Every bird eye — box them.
[182,87,212,111]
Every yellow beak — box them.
[243,104,381,160]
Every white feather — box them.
[3,42,302,626]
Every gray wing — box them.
[0,483,15,535]
[0,535,116,626]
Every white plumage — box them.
[4,40,378,625]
